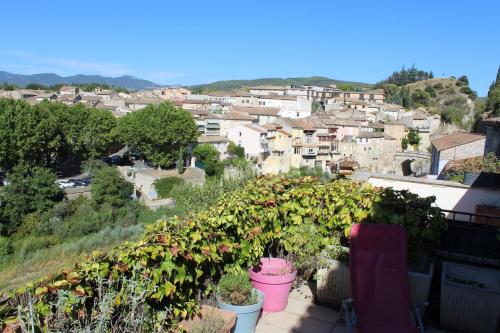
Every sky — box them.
[0,1,499,95]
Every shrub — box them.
[91,167,133,207]
[154,177,184,199]
[424,85,437,98]
[217,272,257,305]
[433,83,444,90]
[0,237,12,257]
[227,142,245,159]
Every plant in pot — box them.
[216,271,264,333]
[248,252,297,312]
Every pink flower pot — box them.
[249,258,297,312]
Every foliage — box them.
[117,102,199,168]
[188,76,372,93]
[81,159,107,177]
[311,100,322,113]
[338,83,354,91]
[411,89,431,108]
[190,309,225,333]
[457,75,469,86]
[407,128,421,146]
[433,83,444,90]
[424,85,437,98]
[380,84,411,108]
[459,86,477,100]
[177,147,185,174]
[217,272,257,306]
[484,152,500,173]
[401,137,409,150]
[91,167,133,207]
[0,99,118,169]
[154,177,184,199]
[440,96,470,126]
[227,141,245,158]
[369,188,447,262]
[0,165,63,235]
[485,66,500,117]
[0,176,445,331]
[376,65,433,87]
[193,144,223,177]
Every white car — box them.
[57,180,75,189]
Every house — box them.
[57,94,82,105]
[231,94,312,119]
[35,93,58,102]
[430,132,486,175]
[232,106,280,124]
[226,124,269,161]
[342,90,385,103]
[197,135,229,160]
[59,86,80,95]
[96,90,115,101]
[125,97,163,110]
[220,111,257,136]
[261,127,294,174]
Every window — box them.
[296,112,300,117]
[239,131,242,137]
[308,148,314,154]
[294,147,301,154]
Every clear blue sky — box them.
[0,0,499,95]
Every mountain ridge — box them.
[0,71,160,90]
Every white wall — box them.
[226,125,263,157]
[367,175,500,221]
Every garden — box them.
[0,175,451,332]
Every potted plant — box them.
[178,305,236,333]
[216,272,265,333]
[249,257,296,312]
[440,262,500,333]
[315,236,350,308]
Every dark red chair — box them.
[342,223,424,333]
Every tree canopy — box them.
[117,102,199,168]
[91,166,133,207]
[485,66,500,117]
[0,99,118,170]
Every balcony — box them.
[292,137,302,146]
[302,147,318,156]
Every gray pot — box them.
[316,259,350,308]
[440,262,500,333]
[408,262,434,315]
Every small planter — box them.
[249,258,297,312]
[408,261,434,315]
[178,305,236,333]
[440,262,500,333]
[316,259,350,308]
[217,289,264,333]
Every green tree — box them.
[485,66,500,116]
[401,137,409,150]
[192,144,220,162]
[227,141,245,159]
[0,165,63,234]
[91,167,133,207]
[407,129,421,146]
[424,85,437,98]
[410,89,431,108]
[177,147,185,174]
[457,75,469,85]
[117,102,198,168]
[0,99,63,169]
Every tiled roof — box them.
[222,111,257,121]
[277,128,292,136]
[233,106,280,116]
[198,135,228,143]
[431,132,485,151]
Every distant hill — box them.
[0,71,160,90]
[187,76,373,92]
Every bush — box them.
[459,86,477,100]
[154,177,184,199]
[0,237,12,257]
[227,142,245,159]
[433,83,444,90]
[91,167,133,207]
[217,272,257,305]
[424,85,437,98]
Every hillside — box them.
[187,76,373,93]
[406,77,477,128]
[0,71,160,90]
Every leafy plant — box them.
[154,177,184,199]
[217,272,257,306]
[190,309,226,333]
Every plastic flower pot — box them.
[249,258,297,312]
[216,288,265,333]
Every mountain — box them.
[0,71,160,90]
[187,76,373,92]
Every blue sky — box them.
[0,1,499,95]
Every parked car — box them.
[57,180,75,189]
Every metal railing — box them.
[438,209,500,268]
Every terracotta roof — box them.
[187,109,210,116]
[243,124,267,133]
[358,131,384,139]
[277,128,292,136]
[222,111,257,121]
[198,135,228,143]
[233,106,280,116]
[368,122,385,129]
[258,95,297,101]
[431,132,485,151]
[484,117,500,126]
[261,123,279,130]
